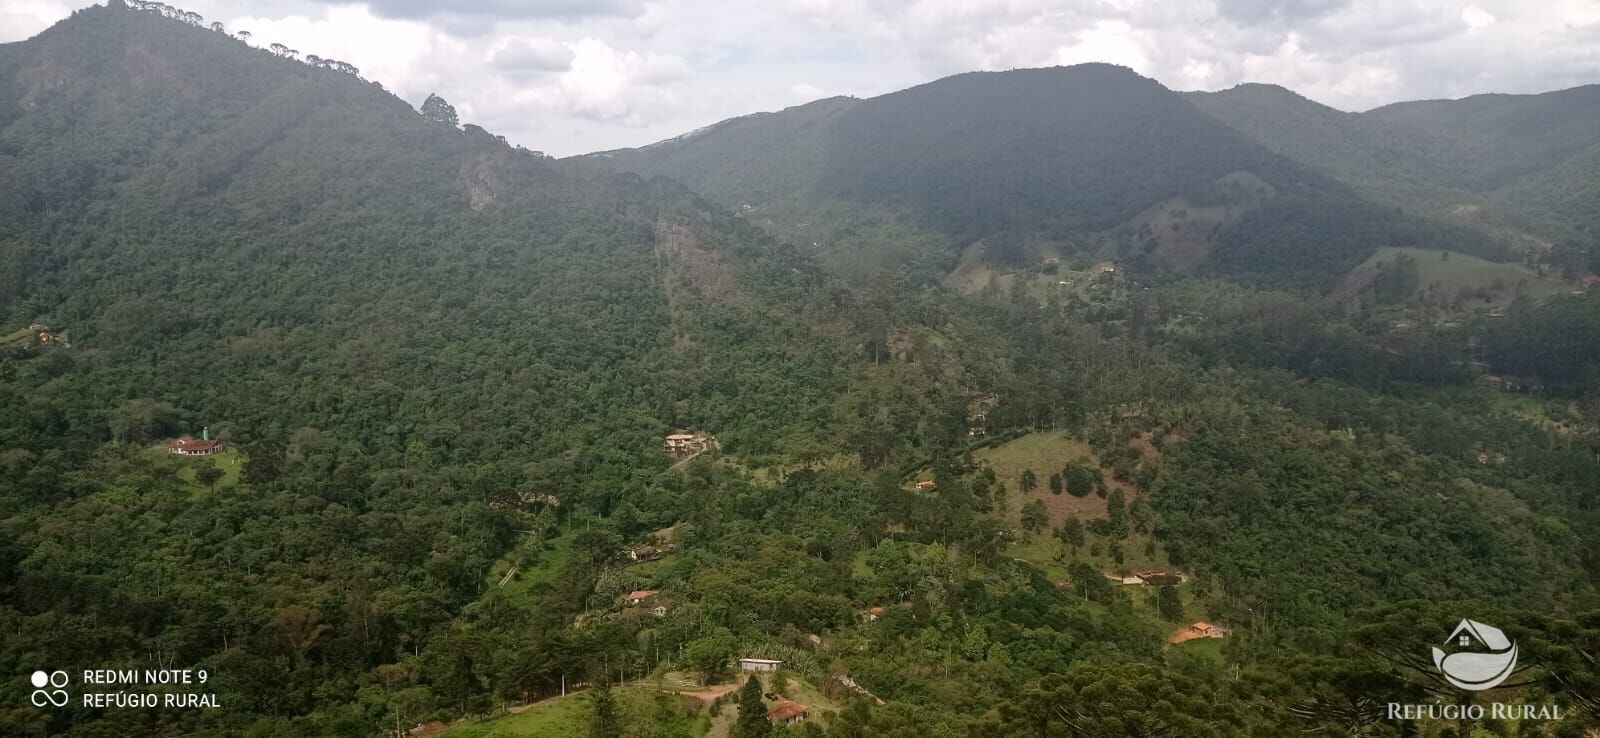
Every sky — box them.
[2,0,1598,156]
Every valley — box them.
[0,3,1598,737]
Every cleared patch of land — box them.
[440,687,704,737]
[145,446,244,498]
[973,430,1112,528]
[1352,246,1567,307]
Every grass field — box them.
[973,430,1109,528]
[942,240,1099,303]
[482,531,574,610]
[441,688,707,738]
[146,446,244,498]
[1170,635,1226,663]
[1356,246,1566,307]
[0,327,32,348]
[976,431,1175,580]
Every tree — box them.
[421,93,460,128]
[236,30,251,41]
[735,675,770,738]
[1059,516,1085,553]
[1048,472,1063,495]
[1020,469,1037,491]
[1065,464,1095,497]
[109,399,179,444]
[588,680,619,738]
[195,464,225,490]
[1107,488,1127,537]
[1020,499,1048,535]
[683,635,736,683]
[1156,585,1183,621]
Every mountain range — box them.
[596,64,1600,285]
[2,4,1599,737]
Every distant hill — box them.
[1186,83,1483,214]
[1367,85,1600,189]
[1189,82,1600,249]
[595,65,1492,284]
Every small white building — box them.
[737,658,783,673]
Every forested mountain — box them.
[3,4,1600,738]
[597,65,1492,284]
[1367,85,1600,189]
[1185,84,1483,214]
[1194,83,1600,246]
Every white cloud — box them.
[790,82,825,101]
[1,0,1596,154]
[0,0,75,42]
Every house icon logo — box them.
[1432,619,1518,691]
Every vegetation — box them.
[0,6,1597,738]
[602,65,1492,286]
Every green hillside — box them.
[598,65,1490,285]
[1186,84,1484,215]
[1,5,1598,738]
[1367,84,1600,188]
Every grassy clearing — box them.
[442,687,706,737]
[0,327,33,347]
[942,241,1097,303]
[1358,246,1566,306]
[482,531,574,610]
[146,446,244,498]
[1170,635,1226,663]
[974,430,1108,528]
[979,431,1175,579]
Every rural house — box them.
[737,658,782,672]
[624,590,659,606]
[1188,622,1229,639]
[664,432,718,458]
[768,701,808,725]
[167,430,224,456]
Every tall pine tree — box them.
[735,675,770,738]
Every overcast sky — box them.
[3,0,1598,156]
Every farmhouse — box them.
[664,432,717,457]
[738,658,783,672]
[624,590,659,606]
[768,701,809,725]
[167,433,224,456]
[1188,621,1229,639]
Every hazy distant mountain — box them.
[1186,83,1483,214]
[1191,83,1600,246]
[595,65,1491,283]
[1367,85,1600,189]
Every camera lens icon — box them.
[30,670,69,707]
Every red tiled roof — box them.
[625,590,659,601]
[169,437,221,452]
[768,701,807,721]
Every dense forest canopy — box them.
[0,4,1598,738]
